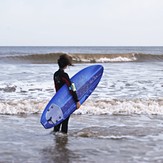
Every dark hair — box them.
[58,54,73,68]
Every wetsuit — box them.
[53,69,79,133]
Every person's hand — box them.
[76,101,81,109]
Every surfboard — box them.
[40,65,104,129]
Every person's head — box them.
[58,54,73,69]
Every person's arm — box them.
[69,82,81,109]
[53,73,59,92]
[61,73,81,109]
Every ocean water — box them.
[0,46,163,162]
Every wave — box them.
[73,126,163,139]
[0,98,163,115]
[0,53,163,64]
[0,85,17,92]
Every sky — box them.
[0,0,163,46]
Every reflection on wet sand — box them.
[41,133,74,163]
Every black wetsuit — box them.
[53,69,79,133]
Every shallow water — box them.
[1,114,163,163]
[0,62,163,115]
[0,46,163,162]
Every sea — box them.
[0,46,163,163]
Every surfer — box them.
[53,54,81,134]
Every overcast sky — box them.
[0,0,163,46]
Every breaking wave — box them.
[0,53,163,64]
[0,98,163,115]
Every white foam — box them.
[74,98,163,115]
[0,98,163,115]
[0,99,47,115]
[96,56,137,62]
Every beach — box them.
[0,46,163,162]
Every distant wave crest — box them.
[0,52,163,64]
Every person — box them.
[53,54,81,134]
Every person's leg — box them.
[53,123,61,132]
[61,116,70,134]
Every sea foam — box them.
[0,98,162,115]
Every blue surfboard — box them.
[40,65,104,129]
